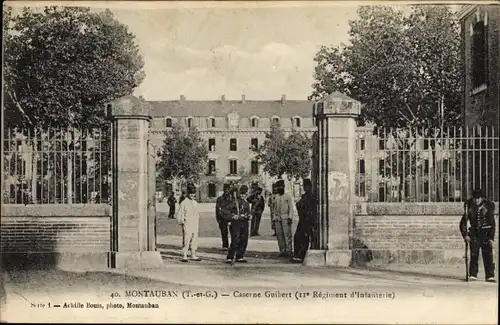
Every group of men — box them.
[215,178,317,263]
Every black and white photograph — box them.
[0,1,498,323]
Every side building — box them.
[458,5,500,201]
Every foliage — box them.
[3,5,145,129]
[157,124,209,186]
[252,123,312,180]
[310,5,462,132]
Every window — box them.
[230,138,237,151]
[424,159,429,174]
[229,160,238,175]
[272,117,280,125]
[250,160,259,175]
[423,139,429,150]
[294,117,301,127]
[165,118,172,128]
[251,118,258,128]
[359,181,366,197]
[209,117,216,128]
[359,159,365,174]
[208,160,216,175]
[208,138,216,151]
[208,183,217,198]
[251,138,258,150]
[379,159,385,175]
[360,139,365,151]
[423,181,430,195]
[187,118,193,128]
[472,21,487,88]
[379,139,385,150]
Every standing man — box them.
[274,180,295,258]
[268,183,278,236]
[167,192,177,219]
[226,185,252,263]
[460,188,496,282]
[215,183,233,251]
[248,186,265,236]
[176,183,202,262]
[292,179,317,263]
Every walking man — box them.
[248,186,265,236]
[274,180,294,258]
[176,183,201,262]
[460,188,496,282]
[292,179,316,263]
[215,183,233,251]
[167,192,177,219]
[226,185,252,263]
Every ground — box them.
[1,207,497,323]
[1,264,498,323]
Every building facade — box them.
[458,5,500,200]
[148,95,315,202]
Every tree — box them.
[157,124,209,193]
[3,5,145,203]
[310,5,462,131]
[252,123,312,182]
[310,5,463,201]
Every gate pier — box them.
[304,92,361,267]
[107,95,163,269]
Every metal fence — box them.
[3,128,111,204]
[355,126,499,203]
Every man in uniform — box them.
[176,183,201,262]
[292,179,317,263]
[248,186,265,236]
[167,192,177,219]
[460,188,496,282]
[268,183,278,236]
[215,183,233,251]
[274,180,295,258]
[226,185,252,263]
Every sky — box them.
[6,1,462,101]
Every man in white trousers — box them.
[274,179,295,258]
[176,183,202,262]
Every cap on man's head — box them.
[187,184,196,195]
[223,183,231,190]
[303,179,312,187]
[472,188,484,199]
[239,185,248,195]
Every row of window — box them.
[360,139,449,151]
[164,117,302,128]
[207,159,259,175]
[358,159,451,175]
[208,138,258,152]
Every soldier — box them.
[226,185,252,263]
[215,183,233,251]
[167,192,177,219]
[268,183,278,236]
[176,183,201,262]
[460,188,496,282]
[274,180,294,258]
[248,186,265,236]
[292,179,317,263]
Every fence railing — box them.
[3,127,111,204]
[355,126,499,203]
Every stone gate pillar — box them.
[305,92,361,267]
[106,95,163,269]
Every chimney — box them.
[180,95,186,101]
[221,95,226,102]
[281,94,286,104]
[241,94,246,104]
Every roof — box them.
[147,100,314,118]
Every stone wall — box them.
[353,202,499,265]
[1,204,111,270]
